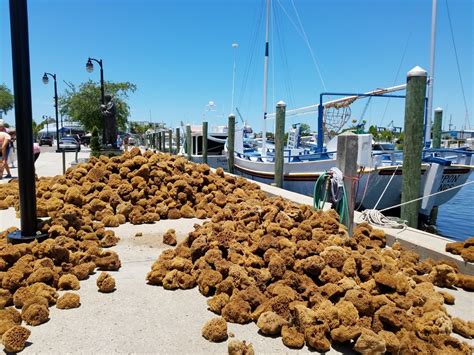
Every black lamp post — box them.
[86,57,105,142]
[42,72,60,151]
[8,0,47,242]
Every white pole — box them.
[426,0,437,146]
[262,0,270,157]
[231,43,238,114]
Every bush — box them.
[90,126,101,157]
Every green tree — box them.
[299,123,311,136]
[0,84,14,114]
[380,130,393,142]
[130,121,151,135]
[32,119,45,141]
[368,125,379,140]
[59,80,136,132]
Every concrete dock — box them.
[0,150,472,353]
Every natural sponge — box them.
[201,317,228,342]
[56,293,80,309]
[228,339,255,355]
[256,311,287,335]
[163,229,177,246]
[96,272,116,293]
[21,303,49,326]
[1,325,31,353]
[57,274,80,290]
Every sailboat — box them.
[232,0,474,219]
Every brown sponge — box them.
[256,311,287,335]
[228,339,254,355]
[281,325,305,348]
[202,317,228,342]
[163,229,177,246]
[56,292,81,309]
[58,274,80,290]
[1,325,31,353]
[353,329,386,354]
[21,303,49,326]
[96,272,116,293]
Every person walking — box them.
[0,130,12,179]
[33,142,40,162]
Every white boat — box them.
[181,124,230,170]
[233,0,474,219]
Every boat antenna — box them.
[262,0,270,156]
[425,0,438,147]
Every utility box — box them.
[357,134,372,167]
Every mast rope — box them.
[445,0,471,129]
[380,32,412,126]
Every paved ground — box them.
[0,151,472,353]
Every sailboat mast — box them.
[262,0,270,156]
[425,0,438,146]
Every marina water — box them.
[437,172,473,241]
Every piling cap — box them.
[276,100,287,107]
[407,66,427,78]
[435,107,443,113]
[228,113,236,119]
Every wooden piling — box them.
[186,124,192,161]
[401,66,428,228]
[275,101,286,188]
[161,131,166,151]
[228,114,235,173]
[336,131,358,237]
[202,121,208,164]
[157,132,161,152]
[168,129,173,154]
[176,127,180,154]
[432,107,443,149]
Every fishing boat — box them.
[180,124,230,169]
[232,0,474,219]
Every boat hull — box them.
[234,156,473,211]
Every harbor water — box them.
[437,172,474,241]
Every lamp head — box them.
[232,43,238,48]
[42,73,49,84]
[86,59,94,73]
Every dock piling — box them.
[202,121,208,164]
[157,132,161,152]
[275,101,286,188]
[228,114,235,173]
[161,131,166,152]
[176,127,180,154]
[336,131,358,237]
[401,66,428,228]
[432,107,443,149]
[168,129,172,154]
[186,124,192,161]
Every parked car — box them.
[128,137,136,146]
[39,136,53,146]
[58,137,81,152]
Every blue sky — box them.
[1,0,472,133]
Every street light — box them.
[86,57,105,142]
[42,72,60,151]
[231,43,239,114]
[85,57,104,104]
